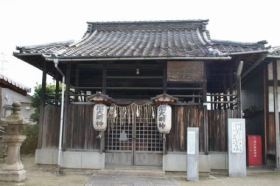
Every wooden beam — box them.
[173,95,202,98]
[106,76,163,79]
[273,60,280,169]
[71,86,102,90]
[107,87,163,90]
[78,63,161,70]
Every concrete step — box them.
[96,166,165,177]
[247,167,278,175]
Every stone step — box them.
[96,166,165,177]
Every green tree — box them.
[30,83,61,123]
[21,83,61,154]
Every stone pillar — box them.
[187,127,199,181]
[228,118,246,177]
[0,102,26,182]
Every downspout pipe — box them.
[237,60,244,77]
[53,58,65,172]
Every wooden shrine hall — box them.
[14,20,273,172]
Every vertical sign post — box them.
[186,127,199,181]
[228,118,246,177]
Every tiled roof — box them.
[0,74,30,94]
[211,40,267,54]
[16,41,73,56]
[15,20,267,59]
[269,46,280,56]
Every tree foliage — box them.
[30,83,61,123]
[21,83,61,154]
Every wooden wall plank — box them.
[167,61,204,82]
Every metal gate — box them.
[105,103,163,166]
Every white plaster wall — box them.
[35,149,228,171]
[35,148,105,169]
[35,148,58,165]
[163,152,210,172]
[1,88,34,123]
[209,152,228,170]
[163,151,228,172]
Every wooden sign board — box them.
[167,61,204,82]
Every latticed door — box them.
[105,103,163,166]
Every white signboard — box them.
[187,130,196,155]
[231,121,243,153]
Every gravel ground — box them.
[0,155,280,186]
[0,155,89,186]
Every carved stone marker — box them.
[186,127,199,181]
[228,118,246,177]
[0,102,26,182]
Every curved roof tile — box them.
[15,20,267,59]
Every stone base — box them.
[0,169,26,182]
[35,148,105,169]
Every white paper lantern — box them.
[93,104,107,131]
[157,104,172,134]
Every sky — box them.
[0,0,280,93]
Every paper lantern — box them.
[157,104,172,134]
[93,104,107,131]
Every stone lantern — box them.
[152,93,178,134]
[0,102,26,182]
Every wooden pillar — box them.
[38,61,47,148]
[202,62,207,104]
[102,64,107,94]
[162,134,166,154]
[272,60,280,169]
[202,62,208,154]
[236,60,243,118]
[62,64,71,149]
[55,71,60,106]
[236,76,242,118]
[162,62,168,154]
[100,64,107,152]
[163,61,167,93]
[263,64,268,164]
[203,105,208,154]
[74,66,80,102]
